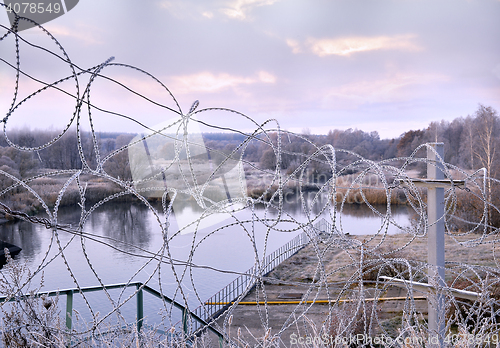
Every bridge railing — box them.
[194,218,330,322]
[313,218,332,234]
[0,281,224,345]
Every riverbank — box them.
[0,175,138,217]
[210,232,500,346]
[1,166,412,218]
[267,233,500,284]
[244,164,411,205]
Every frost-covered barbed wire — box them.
[1,8,500,347]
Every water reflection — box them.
[0,221,40,261]
[0,202,154,264]
[336,202,412,218]
[88,203,151,251]
[264,192,412,221]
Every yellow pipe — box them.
[205,296,427,305]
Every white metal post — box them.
[427,143,446,346]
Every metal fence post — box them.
[427,143,446,347]
[136,284,144,332]
[182,308,188,337]
[66,290,73,331]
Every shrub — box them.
[0,250,65,347]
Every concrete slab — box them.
[200,283,428,347]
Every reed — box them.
[333,187,408,205]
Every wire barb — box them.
[0,12,499,347]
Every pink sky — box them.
[1,0,499,139]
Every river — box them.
[0,195,412,328]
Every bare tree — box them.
[471,105,500,231]
[473,105,499,176]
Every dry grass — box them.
[269,233,500,285]
[333,187,408,205]
[0,250,66,347]
[0,176,142,216]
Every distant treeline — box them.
[0,104,499,182]
[0,104,499,228]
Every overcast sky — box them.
[1,0,499,139]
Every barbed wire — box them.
[1,8,500,347]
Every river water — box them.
[0,194,412,328]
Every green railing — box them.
[0,281,224,345]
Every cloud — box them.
[158,0,278,20]
[42,24,103,45]
[158,1,187,14]
[286,39,302,54]
[257,71,276,83]
[221,0,279,20]
[303,34,422,57]
[158,1,212,19]
[325,73,449,105]
[169,71,276,93]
